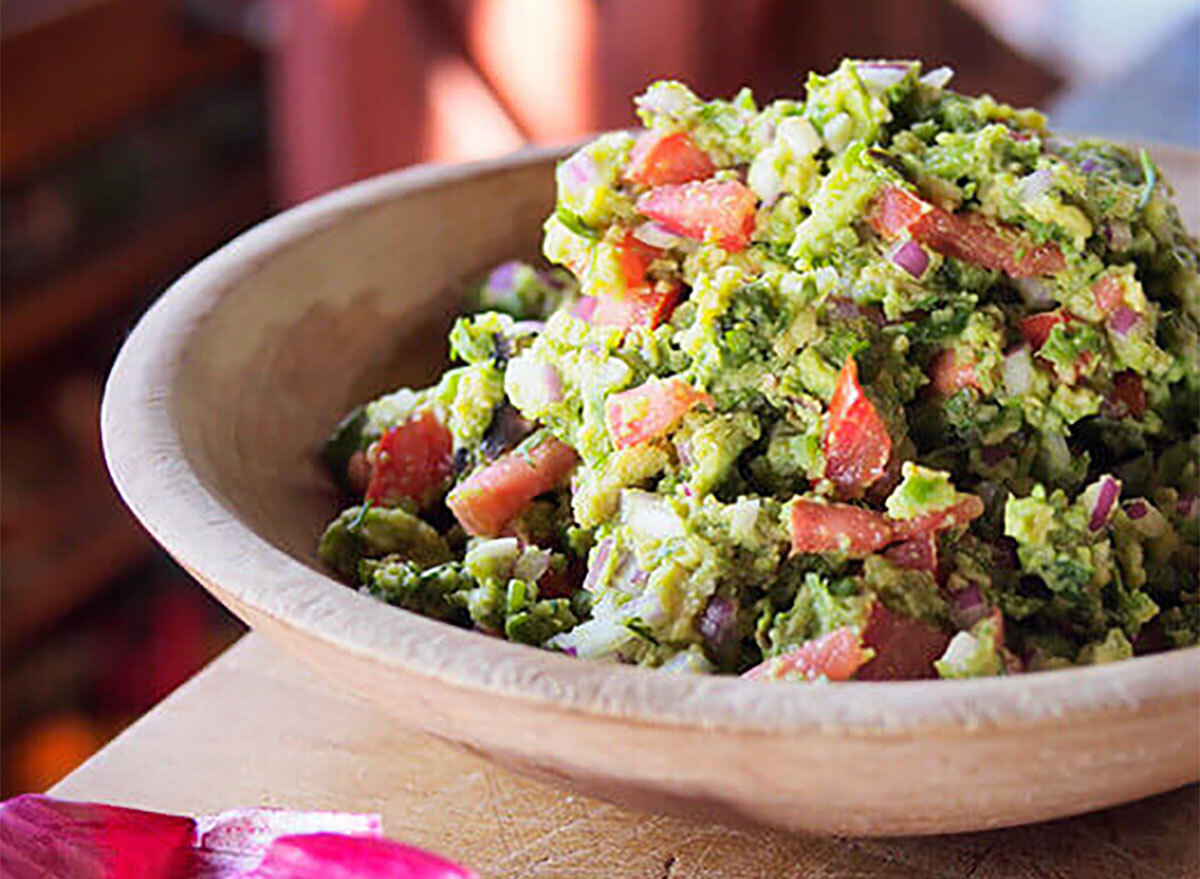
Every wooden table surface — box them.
[51,634,1198,878]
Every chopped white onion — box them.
[620,490,685,542]
[728,499,761,541]
[661,648,715,675]
[822,113,854,153]
[513,546,552,582]
[636,81,695,118]
[1017,169,1053,203]
[777,116,821,157]
[747,146,784,206]
[920,66,955,89]
[1003,346,1034,397]
[548,616,631,661]
[505,356,563,415]
[856,62,911,92]
[464,538,519,575]
[632,220,685,250]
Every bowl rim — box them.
[102,140,1200,736]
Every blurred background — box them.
[1,0,1197,797]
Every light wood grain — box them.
[52,635,1200,879]
[101,141,1200,835]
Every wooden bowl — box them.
[102,142,1200,836]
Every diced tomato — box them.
[865,185,932,238]
[636,179,757,252]
[605,377,713,448]
[624,129,715,187]
[923,209,1066,278]
[928,349,980,396]
[882,531,939,574]
[789,499,893,557]
[868,185,1065,278]
[591,282,681,331]
[1092,273,1125,315]
[612,230,664,289]
[824,355,892,498]
[1101,370,1147,419]
[743,626,872,682]
[889,495,985,542]
[447,438,579,537]
[365,412,454,507]
[856,603,951,681]
[1018,309,1072,350]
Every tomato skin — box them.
[868,185,1065,277]
[889,495,985,542]
[824,356,892,498]
[624,129,715,187]
[605,377,713,449]
[636,179,757,251]
[928,349,979,396]
[447,438,579,537]
[1018,309,1072,350]
[365,412,454,507]
[1102,370,1147,419]
[855,603,951,681]
[882,531,938,573]
[1092,273,1125,315]
[789,499,893,557]
[591,282,680,331]
[865,185,932,238]
[743,626,872,682]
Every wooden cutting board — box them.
[52,635,1198,878]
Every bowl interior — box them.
[175,155,555,571]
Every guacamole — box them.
[319,60,1200,682]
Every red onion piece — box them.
[1017,169,1053,203]
[244,833,476,879]
[1102,219,1132,250]
[1087,476,1122,531]
[581,539,614,594]
[980,445,1008,466]
[557,151,599,201]
[1108,306,1141,335]
[949,585,991,629]
[888,239,929,278]
[0,796,413,879]
[1179,494,1198,518]
[0,795,196,879]
[826,297,885,326]
[1079,158,1100,173]
[699,596,738,647]
[484,261,521,295]
[569,296,597,323]
[1125,499,1149,520]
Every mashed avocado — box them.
[319,59,1200,681]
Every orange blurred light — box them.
[426,57,525,163]
[469,0,596,140]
